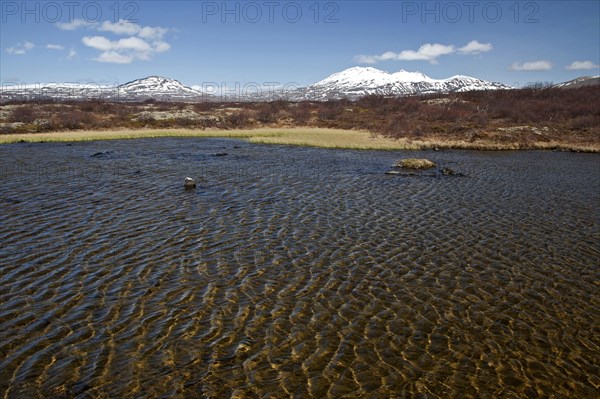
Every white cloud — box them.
[46,44,65,50]
[6,41,34,55]
[509,61,553,71]
[66,18,168,41]
[99,19,169,40]
[94,50,134,64]
[457,40,493,55]
[59,18,170,64]
[565,60,600,70]
[67,48,77,60]
[398,43,456,63]
[356,40,492,65]
[82,36,152,52]
[100,19,141,35]
[138,26,169,40]
[117,37,153,52]
[354,55,379,64]
[57,19,96,30]
[153,41,171,52]
[82,35,170,64]
[82,36,113,51]
[356,43,454,65]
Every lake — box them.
[1,138,599,398]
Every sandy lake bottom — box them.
[1,138,599,398]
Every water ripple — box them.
[1,139,599,398]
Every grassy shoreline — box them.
[0,127,598,152]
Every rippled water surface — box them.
[1,138,599,398]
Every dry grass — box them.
[1,127,598,152]
[0,128,259,143]
[2,86,598,151]
[396,158,436,169]
[245,129,420,149]
[0,127,423,149]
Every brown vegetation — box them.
[1,86,598,150]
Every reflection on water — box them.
[1,139,599,398]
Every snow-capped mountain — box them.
[117,76,203,99]
[0,82,114,102]
[7,69,597,103]
[552,76,600,89]
[0,76,206,102]
[295,67,512,100]
[315,67,432,88]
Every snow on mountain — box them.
[299,67,512,100]
[0,82,114,102]
[117,76,202,98]
[9,68,583,103]
[314,66,433,89]
[552,76,600,89]
[1,83,110,90]
[0,76,205,102]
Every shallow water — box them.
[1,138,599,398]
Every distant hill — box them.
[290,67,512,100]
[553,76,600,89]
[2,70,598,103]
[0,76,208,103]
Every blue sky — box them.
[1,1,599,88]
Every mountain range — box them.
[1,67,597,103]
[295,67,511,100]
[0,76,203,102]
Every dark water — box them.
[1,138,599,398]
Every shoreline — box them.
[0,128,598,152]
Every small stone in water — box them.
[184,177,196,188]
[395,158,436,170]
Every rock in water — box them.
[184,177,196,188]
[395,158,436,170]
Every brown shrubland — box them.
[1,86,598,150]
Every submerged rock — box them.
[184,177,197,188]
[442,167,456,176]
[441,167,465,177]
[395,158,436,170]
[385,163,464,177]
[385,170,417,176]
[90,151,113,159]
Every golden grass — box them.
[0,127,598,152]
[396,158,436,169]
[0,128,417,149]
[0,128,260,143]
[245,129,421,149]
